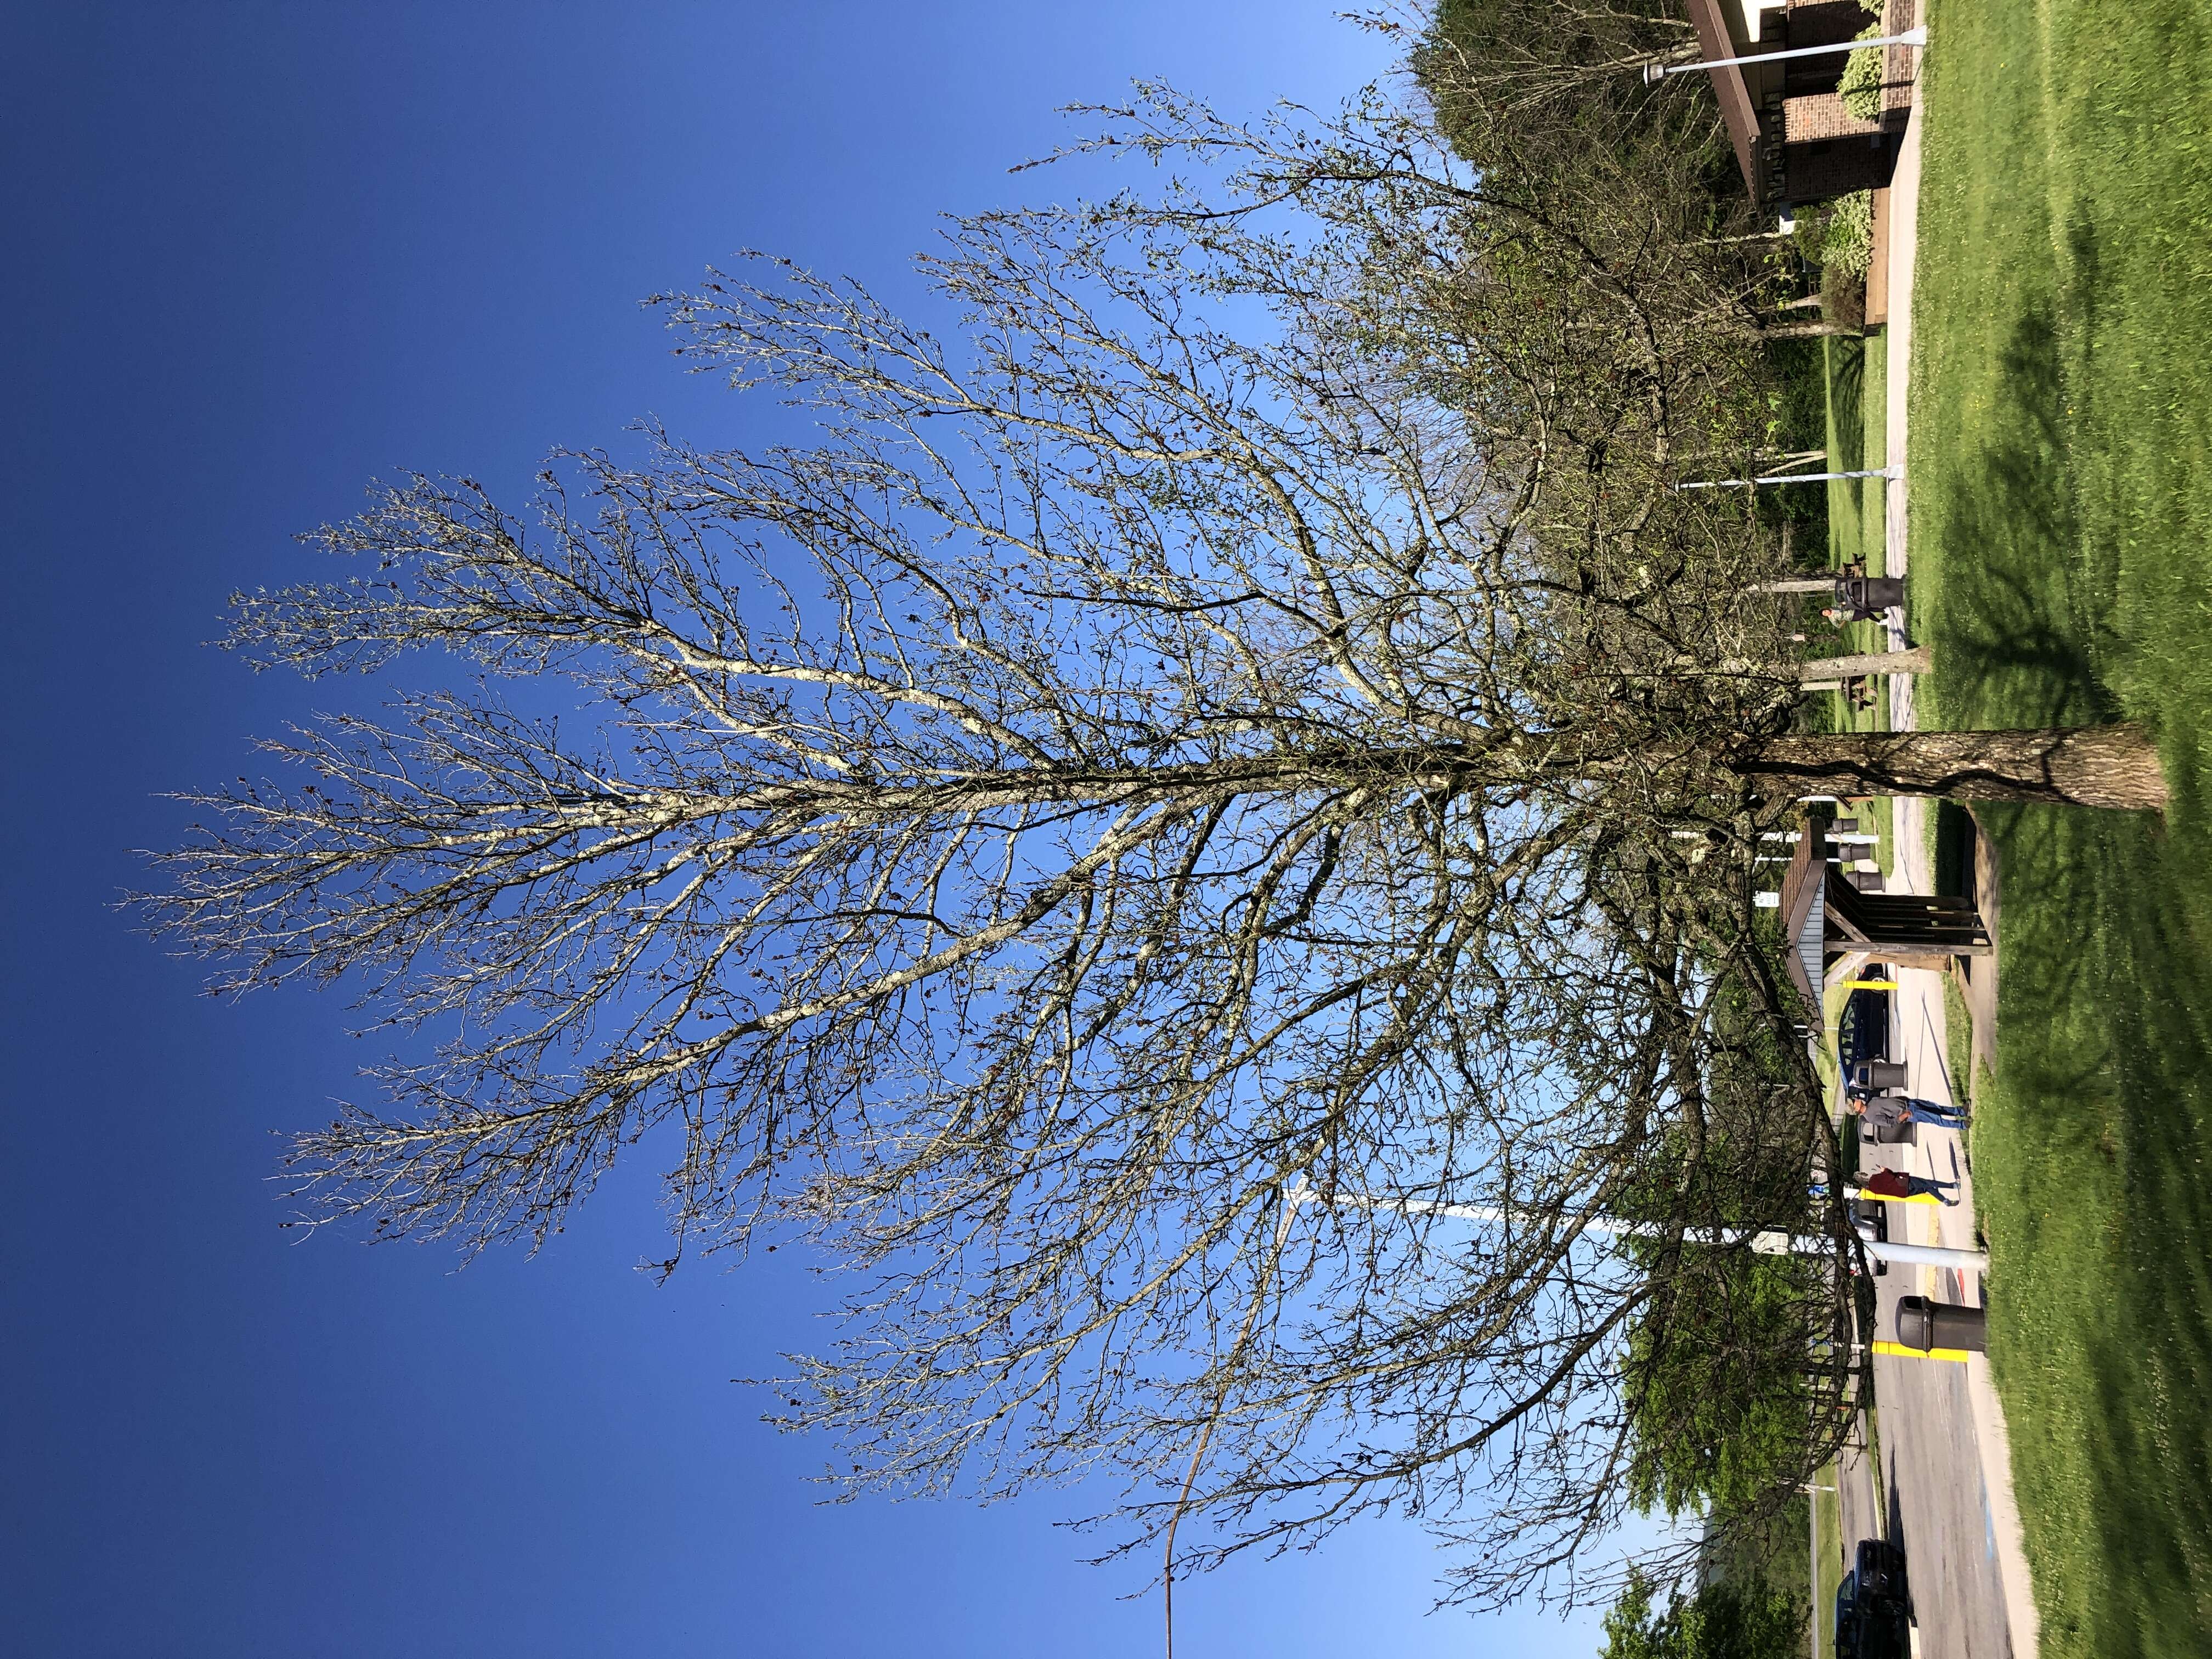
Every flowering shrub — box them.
[1838,23,1888,121]
[1823,189,1875,278]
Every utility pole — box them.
[1296,1186,1989,1273]
[1798,647,1931,682]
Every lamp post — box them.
[1643,27,1927,83]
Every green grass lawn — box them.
[1909,0,2212,1652]
[1816,332,1896,740]
[1939,970,1972,1109]
[1813,1468,1842,1659]
[1802,334,1895,875]
[1822,331,1888,582]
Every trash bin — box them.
[1850,1061,1909,1092]
[1839,575,1906,615]
[1895,1296,1987,1353]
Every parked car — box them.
[1834,1538,1913,1659]
[1838,984,1892,1075]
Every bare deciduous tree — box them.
[147,61,2160,1613]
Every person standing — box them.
[1848,1091,1969,1133]
[1853,1167,1960,1205]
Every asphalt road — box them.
[1830,1160,2015,1659]
[1823,933,2018,1658]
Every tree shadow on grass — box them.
[1827,337,1866,472]
[1980,803,2212,1658]
[1925,307,2115,733]
[1923,278,2212,1657]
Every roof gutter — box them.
[1680,0,1765,199]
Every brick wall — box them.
[1774,0,1917,201]
[1786,92,1881,143]
[1785,136,1901,201]
[1786,0,1878,50]
[1781,0,1918,120]
[1881,0,1920,119]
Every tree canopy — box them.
[1601,1571,1803,1659]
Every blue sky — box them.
[1,6,1613,1654]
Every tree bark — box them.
[842,723,2169,814]
[1762,321,1862,340]
[1798,648,1930,681]
[1734,726,2169,811]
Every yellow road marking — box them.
[1872,1340,1971,1363]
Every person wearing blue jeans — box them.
[1854,1167,1962,1205]
[1848,1091,1968,1134]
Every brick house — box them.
[1683,0,1920,207]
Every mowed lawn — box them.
[1824,332,1896,862]
[1908,0,2212,1654]
[1823,331,1887,588]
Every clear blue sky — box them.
[1,7,1613,1654]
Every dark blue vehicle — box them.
[1837,984,1892,1075]
[1834,1538,1913,1659]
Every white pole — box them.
[1679,465,1903,490]
[1809,1479,1821,1659]
[1644,27,1927,80]
[1303,1188,1987,1272]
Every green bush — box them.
[1837,24,1887,121]
[1821,191,1874,279]
[1820,256,1867,327]
[1623,1252,1820,1520]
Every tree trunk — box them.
[1762,321,1862,340]
[1751,578,1840,595]
[1797,648,1931,681]
[1735,726,2169,811]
